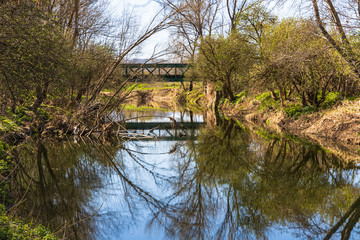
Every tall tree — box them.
[0,1,72,114]
[273,0,360,79]
[195,33,255,101]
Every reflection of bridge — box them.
[121,63,190,82]
[123,121,204,141]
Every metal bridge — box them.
[121,63,190,82]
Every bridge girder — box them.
[121,63,191,82]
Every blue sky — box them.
[107,0,170,59]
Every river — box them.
[11,110,360,239]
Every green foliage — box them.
[234,91,247,104]
[284,104,302,119]
[0,2,73,112]
[255,92,280,110]
[0,204,57,240]
[283,92,338,119]
[259,18,357,107]
[237,2,277,47]
[255,92,271,102]
[284,104,317,119]
[321,92,340,108]
[194,33,255,100]
[5,107,33,125]
[0,141,8,157]
[14,107,32,123]
[37,108,51,121]
[0,118,19,133]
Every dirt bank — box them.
[221,99,360,161]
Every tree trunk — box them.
[189,80,193,91]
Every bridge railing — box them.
[121,63,191,82]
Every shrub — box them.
[255,92,280,110]
[284,104,317,119]
[0,204,57,240]
[321,92,340,108]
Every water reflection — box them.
[11,114,360,240]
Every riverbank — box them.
[119,82,205,112]
[220,96,360,143]
[220,94,360,161]
[119,84,360,160]
[119,83,360,146]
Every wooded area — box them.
[0,0,360,133]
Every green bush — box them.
[321,92,340,108]
[284,104,317,119]
[255,92,280,110]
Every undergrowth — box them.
[247,91,343,119]
[0,205,57,240]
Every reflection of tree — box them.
[152,119,360,240]
[12,139,122,239]
[12,138,180,239]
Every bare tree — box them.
[226,0,250,33]
[157,0,221,90]
[85,9,175,104]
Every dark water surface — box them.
[13,110,360,239]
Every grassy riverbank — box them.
[219,91,360,145]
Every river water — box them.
[12,110,360,239]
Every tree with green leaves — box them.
[0,1,72,114]
[194,33,255,101]
[258,18,356,107]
